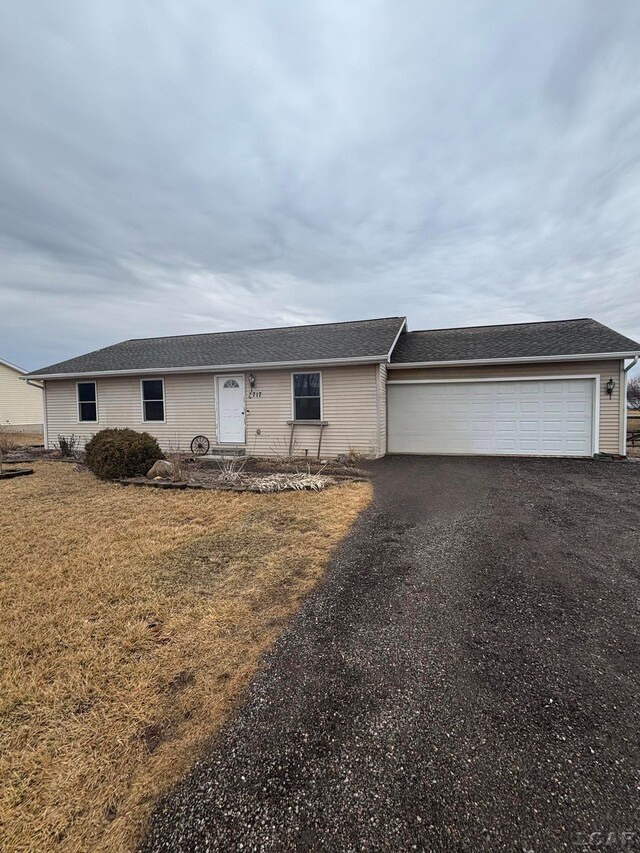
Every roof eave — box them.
[388,351,640,369]
[0,357,26,374]
[386,318,408,362]
[28,353,389,380]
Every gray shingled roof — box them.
[28,317,406,377]
[390,318,640,364]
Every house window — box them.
[141,379,165,421]
[223,379,240,388]
[292,373,321,420]
[77,382,97,422]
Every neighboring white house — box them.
[0,357,43,432]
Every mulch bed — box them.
[236,457,370,478]
[119,457,371,492]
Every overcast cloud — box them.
[1,0,640,369]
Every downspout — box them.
[374,364,381,458]
[622,356,639,455]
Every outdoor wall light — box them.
[606,377,616,397]
[249,373,256,388]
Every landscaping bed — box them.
[238,456,370,478]
[121,455,372,493]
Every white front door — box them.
[216,375,245,443]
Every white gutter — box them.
[388,351,640,369]
[622,355,639,455]
[25,354,389,381]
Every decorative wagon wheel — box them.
[190,435,210,455]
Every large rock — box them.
[146,460,174,479]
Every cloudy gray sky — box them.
[1,0,640,370]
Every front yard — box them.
[0,462,371,852]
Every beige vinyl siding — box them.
[246,364,381,457]
[44,363,385,457]
[0,362,43,428]
[388,360,623,455]
[45,374,217,452]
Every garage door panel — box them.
[473,401,492,411]
[387,379,594,457]
[495,438,517,451]
[567,402,589,413]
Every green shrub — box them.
[85,428,164,480]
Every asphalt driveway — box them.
[143,457,640,853]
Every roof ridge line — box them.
[406,318,594,334]
[124,316,407,344]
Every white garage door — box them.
[387,379,595,457]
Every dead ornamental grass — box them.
[0,462,371,853]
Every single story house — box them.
[0,356,43,432]
[26,316,640,459]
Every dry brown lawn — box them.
[0,462,371,852]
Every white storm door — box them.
[216,376,245,443]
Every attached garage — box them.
[386,318,640,458]
[387,377,596,457]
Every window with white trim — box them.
[77,382,97,422]
[292,373,321,420]
[142,379,165,421]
